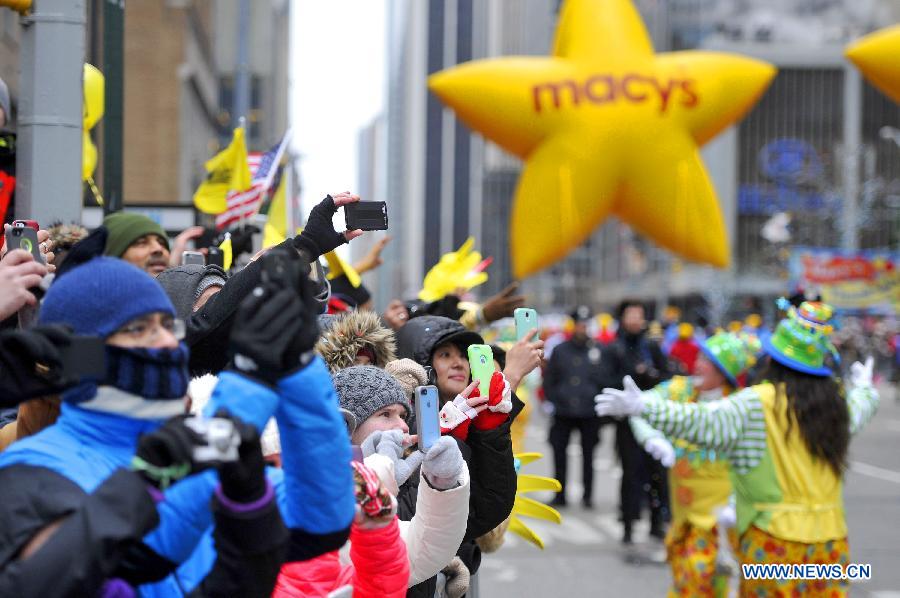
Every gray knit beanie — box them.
[156,264,227,320]
[333,365,411,427]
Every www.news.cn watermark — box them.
[742,563,872,581]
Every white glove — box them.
[715,503,737,530]
[439,383,488,431]
[360,430,423,486]
[644,436,675,467]
[594,375,644,417]
[849,356,874,389]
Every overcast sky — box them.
[290,0,387,216]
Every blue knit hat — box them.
[39,257,175,338]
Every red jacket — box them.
[273,517,409,598]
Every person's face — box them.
[621,305,646,335]
[122,235,170,275]
[106,312,180,349]
[572,321,589,340]
[351,404,409,444]
[431,342,470,402]
[193,285,221,312]
[695,354,727,391]
[354,354,372,366]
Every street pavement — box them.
[476,383,900,597]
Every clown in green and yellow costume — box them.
[630,333,755,597]
[598,301,880,598]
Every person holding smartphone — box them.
[0,257,291,597]
[333,365,471,591]
[0,249,47,322]
[395,315,539,598]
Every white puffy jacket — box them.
[352,455,470,587]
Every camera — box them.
[183,416,240,463]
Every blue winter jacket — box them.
[0,357,354,596]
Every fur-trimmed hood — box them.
[315,310,398,373]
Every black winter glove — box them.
[229,249,321,385]
[216,410,267,503]
[291,195,347,259]
[230,285,305,385]
[132,416,209,490]
[0,325,77,405]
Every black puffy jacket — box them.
[396,316,520,598]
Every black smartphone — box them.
[9,225,44,264]
[344,201,388,231]
[207,246,224,269]
[58,336,106,379]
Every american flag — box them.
[215,138,284,230]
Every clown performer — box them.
[596,301,879,597]
[628,332,755,597]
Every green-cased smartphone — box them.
[514,307,539,342]
[467,344,494,397]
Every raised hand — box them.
[644,436,675,467]
[292,193,364,260]
[849,356,874,389]
[594,375,645,417]
[481,282,526,323]
[439,380,488,440]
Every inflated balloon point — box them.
[83,64,105,181]
[428,0,776,278]
[846,25,900,105]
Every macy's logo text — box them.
[532,74,699,114]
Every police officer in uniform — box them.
[543,306,606,508]
[600,299,673,543]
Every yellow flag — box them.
[262,222,285,250]
[324,251,362,288]
[262,175,289,249]
[266,174,287,239]
[219,234,233,271]
[193,127,253,214]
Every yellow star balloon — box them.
[846,25,900,105]
[428,0,776,278]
